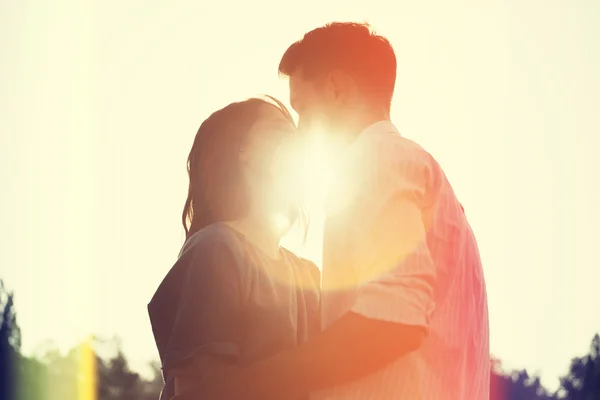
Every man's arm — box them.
[172,312,424,400]
[235,312,427,399]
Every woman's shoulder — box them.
[149,224,246,308]
[281,249,321,287]
[165,224,249,285]
[178,223,245,260]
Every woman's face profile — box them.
[241,104,297,211]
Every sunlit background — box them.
[1,0,599,392]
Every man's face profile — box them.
[289,67,320,134]
[289,66,362,144]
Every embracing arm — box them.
[192,191,436,400]
[232,312,427,399]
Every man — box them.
[175,22,490,400]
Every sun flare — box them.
[296,131,340,204]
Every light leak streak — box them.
[77,336,97,400]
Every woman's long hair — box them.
[181,96,308,241]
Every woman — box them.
[148,97,321,400]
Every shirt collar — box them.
[353,120,400,145]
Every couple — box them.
[148,22,490,400]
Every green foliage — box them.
[1,279,163,400]
[11,339,163,400]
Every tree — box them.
[490,358,555,400]
[0,279,21,400]
[0,276,163,400]
[138,361,165,400]
[13,338,163,400]
[99,348,145,400]
[558,334,600,400]
[15,355,47,400]
[95,336,163,400]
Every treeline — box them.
[0,279,163,400]
[1,279,598,399]
[9,340,163,400]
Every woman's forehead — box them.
[252,104,295,132]
[257,103,293,122]
[245,104,294,149]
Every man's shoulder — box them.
[366,132,441,189]
[357,123,437,171]
[360,131,449,215]
[383,134,433,167]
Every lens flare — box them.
[267,125,379,289]
[274,128,344,207]
[77,336,97,400]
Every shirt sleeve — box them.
[350,144,437,329]
[304,260,322,336]
[161,238,244,372]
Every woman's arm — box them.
[173,354,241,395]
[148,234,246,398]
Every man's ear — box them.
[326,69,358,104]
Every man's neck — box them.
[342,110,390,144]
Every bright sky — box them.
[1,0,599,390]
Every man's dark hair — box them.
[279,22,397,112]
